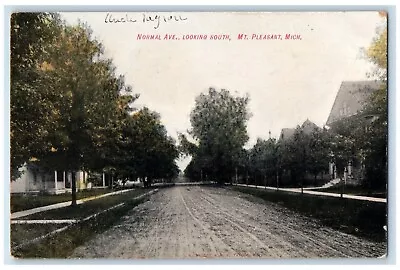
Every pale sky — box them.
[60,12,384,170]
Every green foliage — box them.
[308,128,331,179]
[366,25,387,79]
[10,13,179,191]
[10,189,110,213]
[275,126,330,187]
[319,21,387,189]
[183,88,251,184]
[336,21,389,189]
[118,108,179,184]
[178,133,198,156]
[248,138,278,185]
[10,13,63,179]
[361,22,387,189]
[233,186,386,243]
[12,190,148,258]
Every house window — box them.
[33,171,37,184]
[341,102,350,116]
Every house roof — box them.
[279,128,295,141]
[279,119,320,141]
[301,119,320,135]
[326,81,382,126]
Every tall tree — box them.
[360,15,387,188]
[126,107,179,186]
[41,23,113,204]
[10,13,62,179]
[277,127,307,187]
[11,13,179,202]
[308,128,331,185]
[248,138,278,186]
[183,88,251,184]
[12,17,136,204]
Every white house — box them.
[11,163,108,194]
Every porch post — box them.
[54,170,58,191]
[102,173,106,187]
[63,171,66,189]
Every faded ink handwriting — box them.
[104,13,188,29]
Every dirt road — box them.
[71,186,386,259]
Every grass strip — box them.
[230,186,387,243]
[17,189,146,220]
[11,188,113,213]
[11,190,153,258]
[10,223,67,249]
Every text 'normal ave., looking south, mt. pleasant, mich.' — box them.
[136,33,302,41]
[103,13,302,41]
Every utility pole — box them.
[276,171,279,190]
[235,167,238,184]
[264,174,267,189]
[341,167,347,198]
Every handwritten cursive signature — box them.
[104,13,188,29]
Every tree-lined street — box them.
[71,186,386,259]
[9,12,388,260]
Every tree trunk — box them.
[71,171,77,206]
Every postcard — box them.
[9,11,388,260]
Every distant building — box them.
[325,80,383,184]
[279,128,295,141]
[326,80,382,128]
[279,119,320,141]
[300,119,321,134]
[11,163,108,194]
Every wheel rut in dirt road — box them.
[70,186,386,259]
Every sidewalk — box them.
[232,183,387,203]
[11,189,133,220]
[302,178,341,190]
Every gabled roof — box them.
[326,81,382,126]
[279,119,320,141]
[301,119,320,135]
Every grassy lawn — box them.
[11,188,153,258]
[10,223,66,249]
[11,188,113,213]
[309,185,387,198]
[17,189,147,220]
[230,186,387,243]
